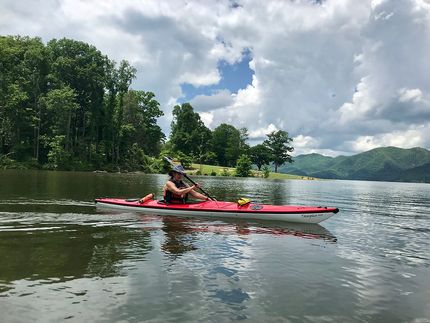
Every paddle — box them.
[164,156,216,201]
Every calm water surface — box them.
[0,170,429,322]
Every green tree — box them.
[249,144,272,171]
[239,127,250,155]
[170,103,211,158]
[211,123,242,167]
[0,36,166,172]
[122,90,165,157]
[124,143,146,171]
[235,154,252,177]
[102,59,119,163]
[112,60,137,164]
[262,165,270,178]
[46,135,71,170]
[0,36,48,161]
[177,151,193,169]
[201,151,217,165]
[264,130,294,172]
[159,141,175,160]
[39,86,79,152]
[0,84,29,158]
[22,38,49,161]
[46,38,112,163]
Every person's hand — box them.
[193,183,200,189]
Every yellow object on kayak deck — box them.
[237,198,251,206]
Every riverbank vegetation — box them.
[189,163,309,180]
[0,36,295,178]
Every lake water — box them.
[0,170,429,322]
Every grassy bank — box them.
[190,163,316,180]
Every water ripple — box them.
[1,173,430,322]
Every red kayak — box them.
[95,198,339,224]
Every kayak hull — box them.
[95,198,339,224]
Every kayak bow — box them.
[95,198,339,224]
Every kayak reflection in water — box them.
[162,165,212,204]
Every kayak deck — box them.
[95,198,339,224]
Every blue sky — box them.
[180,49,253,103]
[1,0,429,156]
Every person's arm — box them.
[165,181,198,196]
[188,189,210,201]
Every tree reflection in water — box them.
[0,222,152,289]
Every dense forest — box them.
[0,36,294,175]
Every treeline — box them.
[0,36,294,175]
[166,103,294,176]
[0,35,164,171]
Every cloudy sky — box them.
[1,0,430,156]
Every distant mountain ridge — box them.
[279,147,430,183]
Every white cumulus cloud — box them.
[1,0,430,155]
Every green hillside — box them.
[280,147,430,183]
[396,162,430,183]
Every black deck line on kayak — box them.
[95,200,339,215]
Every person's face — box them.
[173,172,183,180]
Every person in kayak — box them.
[163,165,209,204]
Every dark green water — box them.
[0,170,429,322]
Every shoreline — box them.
[0,162,314,181]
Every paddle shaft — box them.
[183,173,215,200]
[164,156,215,200]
